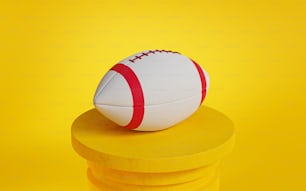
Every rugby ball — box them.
[94,50,210,131]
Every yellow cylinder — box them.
[88,168,220,191]
[88,161,220,186]
[71,106,235,191]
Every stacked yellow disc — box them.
[71,107,235,191]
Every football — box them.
[94,50,210,131]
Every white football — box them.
[94,50,210,131]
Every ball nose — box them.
[94,69,134,127]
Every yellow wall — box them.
[0,1,305,190]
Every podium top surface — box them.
[71,107,235,172]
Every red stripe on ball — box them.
[191,60,207,106]
[111,64,144,129]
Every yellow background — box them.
[1,0,305,190]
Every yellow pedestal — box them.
[71,106,235,191]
